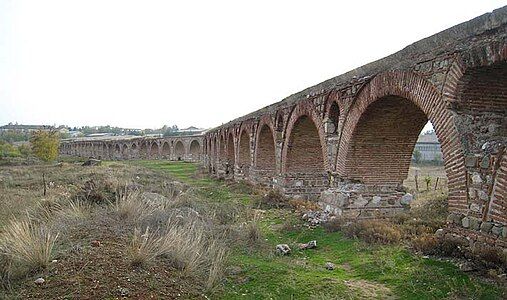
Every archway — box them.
[255,124,276,174]
[342,96,427,185]
[140,142,148,159]
[131,143,138,159]
[285,115,325,173]
[226,132,235,164]
[175,141,185,160]
[161,142,170,158]
[189,140,200,160]
[327,101,340,134]
[238,129,251,170]
[121,143,129,159]
[149,142,159,158]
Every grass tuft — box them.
[0,218,59,271]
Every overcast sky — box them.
[0,1,505,130]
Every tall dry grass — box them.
[128,227,163,267]
[0,218,59,271]
[114,188,156,222]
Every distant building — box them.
[413,132,442,162]
[0,124,50,132]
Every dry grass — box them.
[114,188,157,223]
[0,218,59,271]
[128,227,164,267]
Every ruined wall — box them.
[203,7,507,247]
[60,135,204,162]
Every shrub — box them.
[0,218,59,271]
[342,219,402,244]
[411,234,438,253]
[253,189,289,209]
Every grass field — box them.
[0,159,504,299]
[134,161,503,299]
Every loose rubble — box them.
[276,244,291,256]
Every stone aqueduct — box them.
[61,8,507,248]
[60,135,203,162]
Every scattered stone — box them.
[491,225,502,236]
[461,217,470,228]
[459,261,476,272]
[118,287,130,297]
[34,277,45,285]
[298,240,317,250]
[400,193,414,206]
[325,262,335,270]
[82,159,101,166]
[498,273,506,279]
[480,221,493,233]
[276,244,291,255]
[91,240,101,247]
[51,259,58,263]
[435,229,444,237]
[471,173,482,185]
[469,218,481,231]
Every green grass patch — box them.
[134,160,504,300]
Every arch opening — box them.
[345,96,427,185]
[285,115,324,173]
[190,140,200,157]
[161,142,170,158]
[238,130,251,168]
[327,101,340,134]
[175,141,185,160]
[255,124,275,172]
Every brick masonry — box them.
[203,7,507,248]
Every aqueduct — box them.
[60,7,507,248]
[60,135,203,162]
[202,7,507,248]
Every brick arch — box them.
[336,70,467,210]
[282,101,329,173]
[174,140,185,159]
[139,141,148,158]
[189,139,200,155]
[238,124,252,167]
[226,131,235,164]
[324,92,344,135]
[149,141,159,158]
[161,141,170,158]
[445,45,507,220]
[254,116,276,172]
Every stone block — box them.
[491,225,502,236]
[469,218,481,231]
[480,156,490,169]
[480,222,493,234]
[462,217,470,228]
[471,173,483,185]
[465,155,478,167]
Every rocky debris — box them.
[34,277,45,285]
[400,193,414,206]
[435,228,444,237]
[302,210,332,227]
[325,262,335,270]
[459,261,476,272]
[298,240,317,250]
[276,244,291,256]
[91,240,101,247]
[117,287,130,297]
[82,159,101,166]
